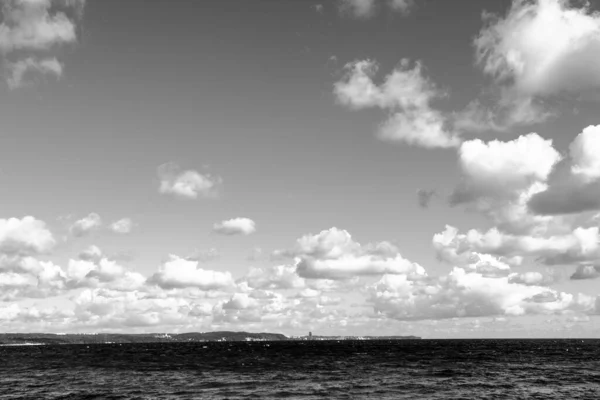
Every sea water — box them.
[1,339,599,399]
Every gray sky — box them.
[2,0,600,338]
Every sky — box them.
[3,0,600,338]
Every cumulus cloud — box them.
[334,59,460,148]
[451,133,561,203]
[0,0,85,88]
[109,218,133,234]
[157,162,222,199]
[291,227,425,280]
[466,0,600,127]
[434,224,600,266]
[476,0,600,97]
[0,216,55,256]
[212,218,256,236]
[529,126,600,215]
[69,213,101,237]
[367,267,591,320]
[147,255,235,290]
[448,132,564,234]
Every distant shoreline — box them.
[0,332,421,345]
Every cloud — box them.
[314,4,324,14]
[70,213,101,237]
[448,132,563,234]
[78,245,102,262]
[467,0,600,127]
[417,189,436,208]
[0,216,55,256]
[339,0,376,18]
[109,218,133,234]
[6,57,62,89]
[367,267,590,320]
[475,0,600,97]
[212,218,256,236]
[388,0,414,14]
[0,0,85,88]
[338,0,414,18]
[157,162,222,199]
[334,59,461,148]
[529,126,600,215]
[147,255,235,290]
[571,264,600,280]
[451,133,561,203]
[240,264,305,290]
[291,227,426,280]
[434,224,600,266]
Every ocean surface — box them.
[1,339,599,399]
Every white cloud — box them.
[147,255,235,290]
[570,125,600,182]
[157,162,222,199]
[367,267,591,320]
[334,59,460,148]
[212,218,256,236]
[109,218,133,234]
[475,0,600,97]
[434,225,600,266]
[291,227,425,280]
[0,0,85,87]
[70,213,101,237]
[0,216,55,256]
[453,133,561,201]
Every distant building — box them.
[309,331,312,340]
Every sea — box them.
[1,339,599,399]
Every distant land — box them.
[0,332,420,345]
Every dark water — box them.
[1,339,600,399]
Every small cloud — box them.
[314,4,324,14]
[157,162,222,200]
[388,0,414,14]
[109,218,133,234]
[339,0,376,19]
[69,213,102,237]
[339,0,414,19]
[571,264,600,280]
[78,245,103,262]
[212,218,256,236]
[416,189,436,208]
[6,57,63,89]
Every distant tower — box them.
[309,331,312,340]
